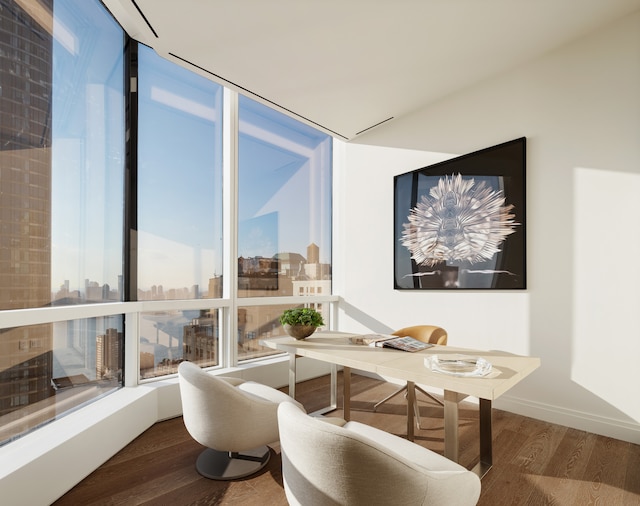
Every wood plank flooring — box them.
[54,374,640,506]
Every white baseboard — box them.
[495,395,640,445]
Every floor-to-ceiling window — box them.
[0,0,333,446]
[0,0,125,444]
[237,96,332,361]
[136,45,224,379]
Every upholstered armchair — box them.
[177,360,304,480]
[277,401,480,506]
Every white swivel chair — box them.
[277,402,481,506]
[177,360,304,480]
[373,325,448,429]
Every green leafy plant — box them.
[279,307,325,328]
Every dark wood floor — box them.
[54,374,640,506]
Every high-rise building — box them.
[96,328,122,379]
[0,0,54,419]
[183,311,218,366]
[307,243,319,264]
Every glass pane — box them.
[50,0,125,305]
[237,303,327,361]
[237,96,332,359]
[139,308,220,379]
[0,315,123,446]
[0,0,125,310]
[0,0,125,445]
[137,46,223,301]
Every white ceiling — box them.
[103,0,640,140]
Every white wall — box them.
[338,11,640,444]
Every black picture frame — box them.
[394,138,526,290]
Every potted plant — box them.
[279,307,325,340]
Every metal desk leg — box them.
[291,355,340,417]
[444,391,493,477]
[329,363,338,409]
[288,353,297,399]
[342,366,351,421]
[311,364,339,416]
[473,398,493,478]
[444,390,467,463]
[406,381,416,441]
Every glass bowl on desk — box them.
[424,354,492,377]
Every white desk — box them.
[261,331,540,476]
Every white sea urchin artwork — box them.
[401,174,518,267]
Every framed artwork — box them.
[394,138,526,290]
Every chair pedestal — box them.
[373,384,444,429]
[196,446,271,480]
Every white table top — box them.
[262,331,540,401]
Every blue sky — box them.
[50,27,331,295]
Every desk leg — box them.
[343,366,351,421]
[444,390,467,463]
[306,363,340,417]
[406,381,416,441]
[288,353,297,399]
[474,398,493,478]
[330,364,338,410]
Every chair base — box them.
[195,446,271,480]
[373,383,444,429]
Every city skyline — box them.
[51,241,328,300]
